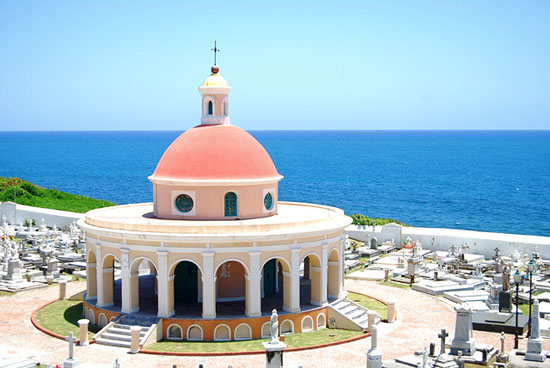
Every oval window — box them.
[175,194,194,213]
[264,193,273,210]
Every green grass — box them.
[34,300,101,339]
[347,291,388,319]
[0,177,115,213]
[147,328,364,353]
[377,280,411,289]
[349,213,410,227]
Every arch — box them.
[101,253,120,268]
[234,323,252,341]
[213,324,231,341]
[87,249,97,263]
[173,260,202,309]
[203,96,215,116]
[317,313,326,329]
[98,313,107,327]
[280,319,294,335]
[224,192,237,217]
[300,252,322,306]
[301,315,314,332]
[88,309,95,325]
[260,257,291,312]
[187,324,203,341]
[100,253,121,309]
[167,324,183,341]
[328,248,340,261]
[169,258,204,277]
[130,256,158,274]
[301,252,321,266]
[260,256,290,273]
[214,258,250,276]
[261,321,271,339]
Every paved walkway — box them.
[1,280,548,368]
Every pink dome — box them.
[151,124,281,181]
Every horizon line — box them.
[1,129,550,133]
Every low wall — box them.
[0,201,83,228]
[346,224,550,259]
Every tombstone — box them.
[366,325,382,368]
[493,247,501,260]
[429,343,436,357]
[64,331,79,367]
[5,259,22,281]
[450,304,476,356]
[524,299,547,362]
[47,257,59,274]
[438,328,449,355]
[263,309,286,368]
[370,237,377,250]
[498,291,512,313]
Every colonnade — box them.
[86,243,344,319]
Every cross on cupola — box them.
[199,41,232,126]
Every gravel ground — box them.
[0,279,548,368]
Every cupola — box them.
[199,65,231,126]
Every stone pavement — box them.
[1,279,548,368]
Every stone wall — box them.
[0,201,83,228]
[346,224,550,259]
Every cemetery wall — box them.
[0,201,83,228]
[346,224,550,259]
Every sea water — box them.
[0,130,549,236]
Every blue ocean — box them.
[0,130,549,236]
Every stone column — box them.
[320,243,328,305]
[120,249,131,313]
[450,304,476,356]
[129,272,140,312]
[156,250,173,317]
[78,319,89,346]
[340,237,346,297]
[367,311,380,332]
[86,261,97,300]
[96,246,104,307]
[366,325,382,368]
[202,252,216,319]
[386,301,396,323]
[59,279,67,300]
[246,251,262,317]
[289,248,301,313]
[130,326,141,354]
[100,265,114,307]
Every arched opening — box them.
[280,319,294,335]
[208,100,213,115]
[171,260,202,317]
[261,257,291,313]
[98,313,107,327]
[167,324,183,341]
[222,99,228,116]
[129,258,159,315]
[224,192,237,217]
[102,254,122,310]
[301,316,314,332]
[300,253,322,307]
[317,313,326,329]
[327,248,341,300]
[215,260,247,316]
[214,324,231,341]
[87,250,97,300]
[187,325,203,341]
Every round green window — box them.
[175,194,194,213]
[264,193,273,210]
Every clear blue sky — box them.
[1,1,549,131]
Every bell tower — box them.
[199,42,231,126]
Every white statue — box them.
[269,309,279,344]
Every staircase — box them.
[0,359,37,368]
[329,298,371,330]
[94,315,159,348]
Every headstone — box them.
[370,237,377,250]
[450,304,476,356]
[498,291,512,313]
[429,343,436,357]
[263,309,286,368]
[63,331,79,367]
[366,325,382,368]
[524,299,547,362]
[5,259,22,281]
[438,328,448,355]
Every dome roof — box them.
[150,125,282,182]
[202,73,228,87]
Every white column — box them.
[340,237,346,297]
[96,245,104,307]
[202,252,216,319]
[121,248,131,313]
[247,251,262,317]
[156,250,173,317]
[86,262,97,300]
[321,243,328,305]
[290,247,301,313]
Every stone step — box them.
[94,337,131,348]
[101,332,133,342]
[348,309,366,319]
[108,326,147,336]
[341,304,357,314]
